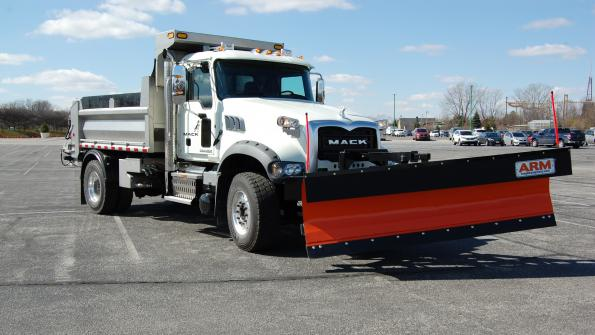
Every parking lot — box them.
[1,137,594,334]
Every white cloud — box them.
[223,0,355,14]
[400,44,447,56]
[509,44,586,59]
[409,92,442,101]
[103,0,185,13]
[523,17,572,30]
[0,53,43,65]
[2,69,116,92]
[313,55,335,63]
[326,73,371,86]
[34,0,185,40]
[435,75,470,84]
[0,88,7,93]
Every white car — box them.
[503,131,528,146]
[452,130,478,146]
[394,129,406,137]
[585,129,595,145]
[430,130,440,137]
[384,127,394,136]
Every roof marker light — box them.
[273,43,284,50]
[176,32,188,39]
[167,32,175,39]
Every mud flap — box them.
[302,149,572,258]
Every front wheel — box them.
[227,172,279,252]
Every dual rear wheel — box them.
[83,160,132,215]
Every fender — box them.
[218,141,280,179]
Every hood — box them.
[221,98,376,124]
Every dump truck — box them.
[62,30,572,258]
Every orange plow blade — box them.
[302,149,572,258]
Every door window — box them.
[191,67,213,108]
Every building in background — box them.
[527,119,554,130]
[397,117,436,130]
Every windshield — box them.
[486,132,499,138]
[513,132,524,137]
[460,131,472,135]
[215,60,313,101]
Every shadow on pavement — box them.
[120,202,595,280]
[326,238,595,281]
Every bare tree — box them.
[440,82,478,126]
[513,83,552,121]
[476,87,503,121]
[0,100,68,130]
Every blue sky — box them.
[0,0,593,120]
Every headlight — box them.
[269,161,305,178]
[277,116,300,129]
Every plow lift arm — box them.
[301,148,572,258]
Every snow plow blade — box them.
[302,149,572,258]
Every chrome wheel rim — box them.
[231,191,250,236]
[86,170,102,207]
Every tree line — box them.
[440,82,594,130]
[0,100,69,131]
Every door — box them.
[178,63,218,162]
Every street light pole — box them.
[393,93,396,127]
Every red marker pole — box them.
[305,113,310,173]
[550,91,559,147]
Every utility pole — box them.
[505,96,508,117]
[393,93,396,127]
[468,85,474,128]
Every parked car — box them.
[430,130,440,137]
[503,131,528,146]
[405,129,412,136]
[413,128,430,141]
[473,129,486,136]
[478,131,504,146]
[530,128,585,148]
[452,130,478,146]
[440,130,449,138]
[586,129,595,145]
[384,126,394,136]
[449,127,462,140]
[394,128,406,137]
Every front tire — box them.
[227,172,279,252]
[83,160,118,214]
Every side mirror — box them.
[172,64,187,105]
[315,78,325,104]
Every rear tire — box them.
[83,160,118,214]
[227,172,279,252]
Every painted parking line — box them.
[114,216,141,262]
[557,219,595,230]
[23,161,40,175]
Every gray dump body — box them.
[69,76,165,157]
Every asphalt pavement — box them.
[0,137,594,334]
